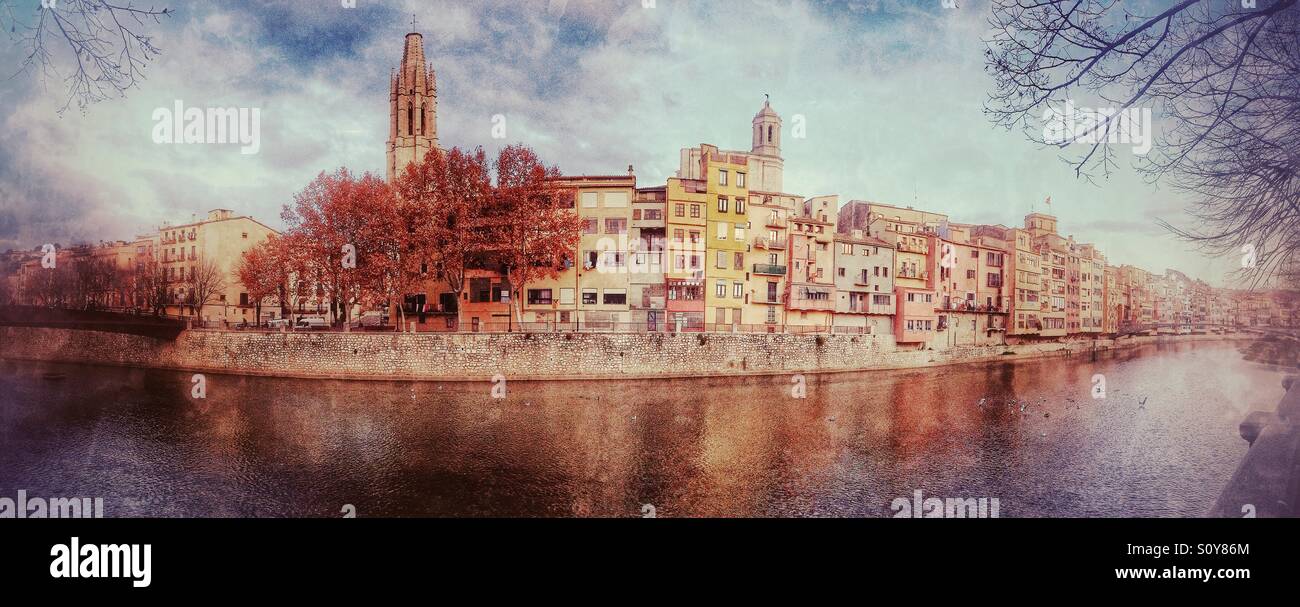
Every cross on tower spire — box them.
[411,13,418,32]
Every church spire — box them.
[751,96,782,158]
[387,29,439,182]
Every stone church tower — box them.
[387,31,438,182]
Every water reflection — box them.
[0,341,1281,517]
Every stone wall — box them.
[0,326,1242,382]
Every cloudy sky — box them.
[0,0,1242,285]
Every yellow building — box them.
[572,175,636,329]
[156,209,278,324]
[699,146,750,329]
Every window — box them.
[559,288,575,305]
[689,231,701,244]
[734,227,745,241]
[717,251,727,269]
[715,281,727,297]
[842,243,853,255]
[674,229,685,242]
[717,223,728,240]
[675,204,686,217]
[604,218,627,234]
[718,197,729,212]
[719,169,728,186]
[675,255,686,270]
[734,252,744,270]
[733,282,743,298]
[966,269,976,279]
[582,289,598,305]
[584,219,598,234]
[838,268,846,277]
[603,289,627,305]
[602,251,626,268]
[689,255,701,269]
[581,192,598,208]
[737,173,746,188]
[690,205,701,218]
[736,198,745,214]
[527,289,553,305]
[604,192,628,207]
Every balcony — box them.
[752,263,787,276]
[754,236,787,250]
[766,216,787,228]
[897,241,928,254]
[787,285,835,311]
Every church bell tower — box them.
[387,28,438,182]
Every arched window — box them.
[420,103,426,135]
[408,102,414,135]
[768,125,773,143]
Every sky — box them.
[0,0,1243,286]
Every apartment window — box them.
[734,252,744,270]
[987,273,1003,288]
[689,231,701,244]
[717,251,727,269]
[766,307,776,323]
[816,242,827,251]
[604,192,628,208]
[737,173,746,188]
[527,289,553,305]
[675,255,686,270]
[584,219,598,234]
[718,197,729,213]
[838,268,846,277]
[604,218,627,234]
[632,209,641,220]
[675,204,686,217]
[733,282,743,298]
[734,227,745,241]
[966,269,976,279]
[690,205,701,218]
[603,289,627,305]
[736,198,745,214]
[581,192,598,208]
[768,253,778,265]
[582,289,598,305]
[559,288,575,305]
[689,255,701,269]
[873,294,890,306]
[602,251,626,268]
[715,281,727,297]
[719,169,728,186]
[674,229,685,242]
[717,223,728,240]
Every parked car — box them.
[267,319,292,330]
[295,317,330,331]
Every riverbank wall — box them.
[0,326,1252,382]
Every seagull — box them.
[1138,397,1147,410]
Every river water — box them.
[0,340,1285,517]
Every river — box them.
[0,340,1284,517]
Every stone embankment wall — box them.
[0,326,1242,382]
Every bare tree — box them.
[133,258,168,315]
[187,258,226,321]
[985,0,1300,285]
[1,0,171,114]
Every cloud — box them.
[0,0,1242,286]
